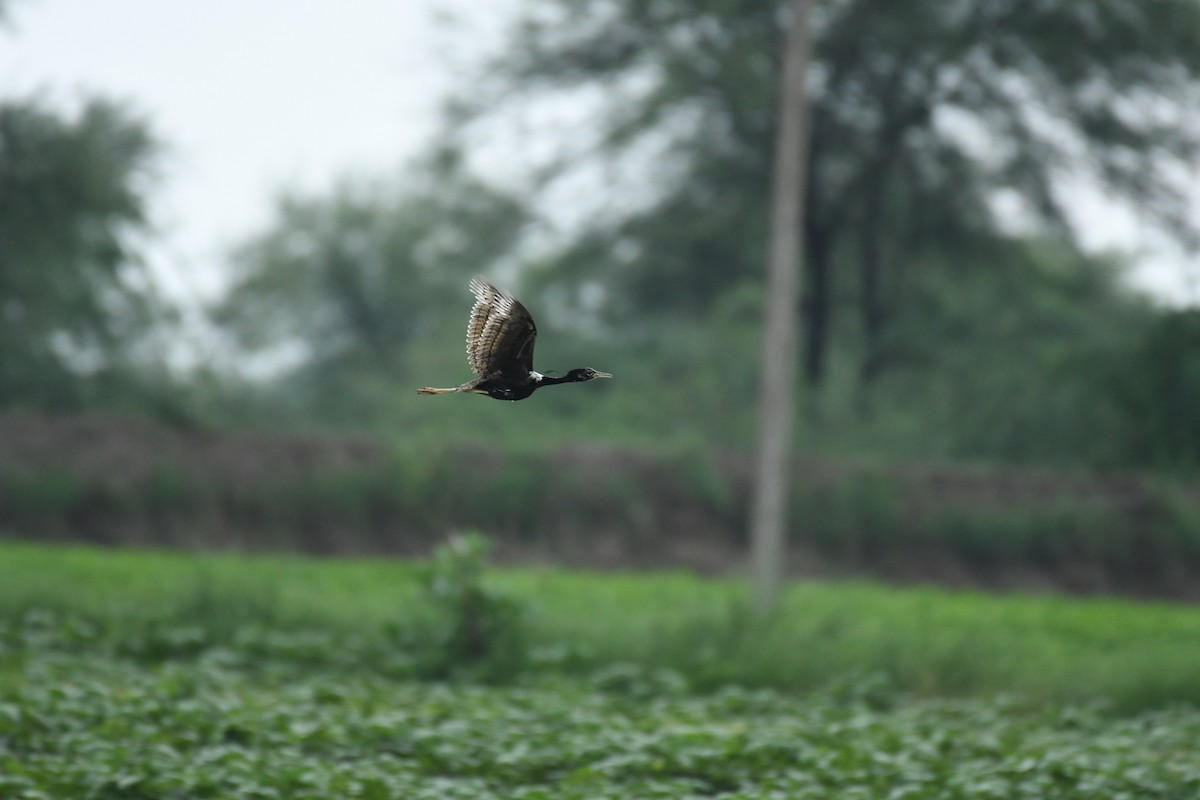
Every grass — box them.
[515,570,1200,710]
[2,538,1200,711]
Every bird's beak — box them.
[593,371,613,379]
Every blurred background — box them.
[2,0,1200,597]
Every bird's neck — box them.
[537,371,580,386]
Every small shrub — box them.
[402,532,529,682]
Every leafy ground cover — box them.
[3,653,1200,799]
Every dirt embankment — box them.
[2,412,1198,600]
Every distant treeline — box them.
[2,414,1198,600]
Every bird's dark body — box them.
[474,376,540,401]
[417,278,610,401]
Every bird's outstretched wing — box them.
[466,277,538,379]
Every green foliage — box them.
[399,533,529,682]
[4,657,1200,799]
[0,96,170,410]
[850,241,1155,466]
[1104,310,1200,471]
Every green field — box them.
[6,660,1200,799]
[3,539,1200,798]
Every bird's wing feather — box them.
[466,277,538,378]
[466,277,498,376]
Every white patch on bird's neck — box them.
[530,371,544,382]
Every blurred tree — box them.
[213,153,528,417]
[0,96,166,409]
[872,237,1155,465]
[457,0,1200,386]
[201,0,1195,470]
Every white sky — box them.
[0,0,517,310]
[1,0,1196,313]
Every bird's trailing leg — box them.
[417,383,488,395]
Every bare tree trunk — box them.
[750,0,813,613]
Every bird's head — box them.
[567,367,612,382]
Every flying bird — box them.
[418,277,611,401]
